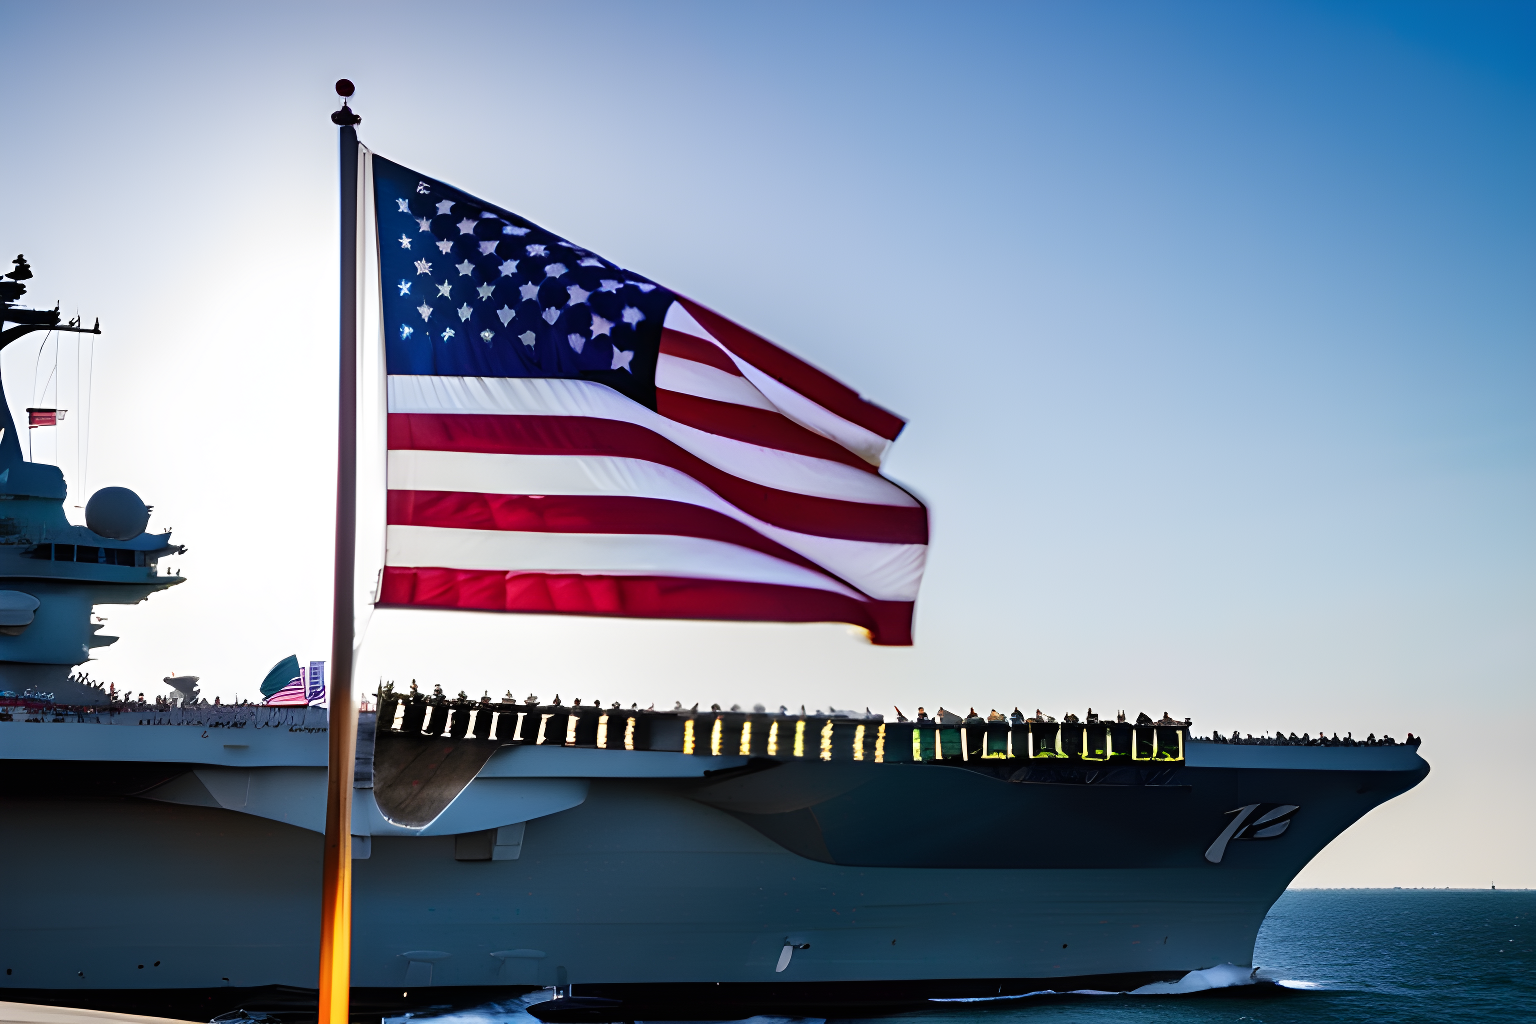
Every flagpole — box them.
[320,80,362,1024]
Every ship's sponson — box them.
[376,692,1189,766]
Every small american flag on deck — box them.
[260,654,308,705]
[370,155,927,644]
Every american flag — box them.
[371,156,927,645]
[264,672,308,706]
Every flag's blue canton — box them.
[374,156,675,409]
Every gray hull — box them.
[0,720,1427,1017]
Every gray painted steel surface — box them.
[0,719,1427,1006]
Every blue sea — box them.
[420,890,1533,1024]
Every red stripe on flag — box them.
[655,389,877,472]
[676,297,906,442]
[660,329,742,376]
[380,567,914,645]
[387,490,851,585]
[388,413,928,544]
[264,680,308,706]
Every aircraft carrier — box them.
[0,254,1428,1021]
[1,695,1427,1020]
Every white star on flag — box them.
[416,304,433,322]
[542,308,560,324]
[590,315,612,337]
[481,330,494,342]
[414,259,433,275]
[477,283,495,300]
[545,263,567,278]
[398,280,411,297]
[611,348,634,372]
[567,284,590,305]
[479,241,498,256]
[398,235,411,249]
[457,218,477,235]
[396,198,410,213]
[456,260,474,276]
[598,280,622,293]
[436,200,454,215]
[499,260,519,276]
[519,281,540,301]
[436,240,453,254]
[519,330,536,347]
[441,328,455,340]
[416,217,431,232]
[526,244,548,256]
[436,281,453,298]
[567,333,586,354]
[497,306,515,325]
[621,306,644,326]
[457,303,472,322]
[578,257,604,267]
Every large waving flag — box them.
[371,156,927,644]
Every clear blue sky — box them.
[2,1,1532,885]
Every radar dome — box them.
[86,487,150,541]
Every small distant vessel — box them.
[0,254,1428,1022]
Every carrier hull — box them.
[0,726,1427,1019]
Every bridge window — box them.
[27,543,140,566]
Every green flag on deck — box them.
[260,655,301,699]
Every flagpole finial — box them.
[331,80,361,127]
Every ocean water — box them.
[421,890,1533,1024]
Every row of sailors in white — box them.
[903,706,1188,727]
[389,684,1190,729]
[1214,730,1419,747]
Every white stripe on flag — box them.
[265,680,307,706]
[655,353,778,410]
[384,524,867,599]
[661,303,894,467]
[386,449,925,600]
[387,375,917,508]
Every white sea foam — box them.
[928,962,1260,1003]
[414,966,1264,1024]
[1130,962,1258,994]
[386,990,548,1024]
[928,990,1058,1003]
[405,992,829,1024]
[638,1019,824,1024]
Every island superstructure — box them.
[0,255,184,706]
